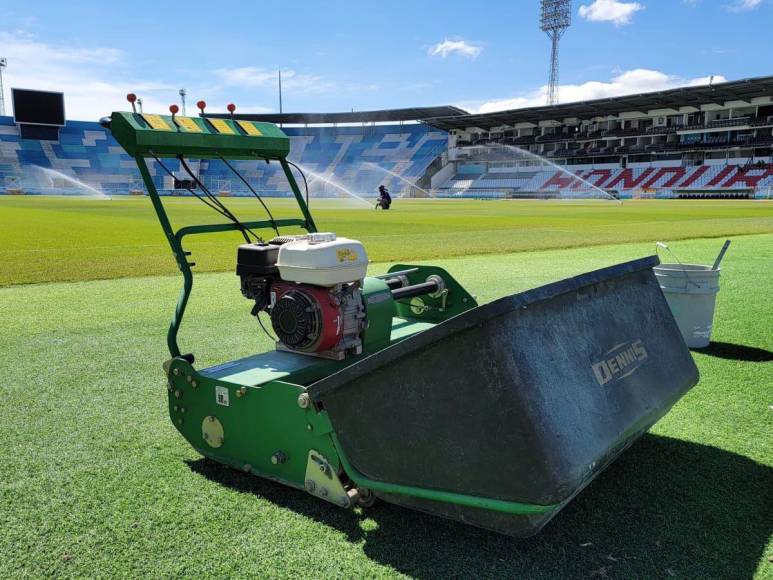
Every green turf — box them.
[1,233,771,578]
[1,196,772,286]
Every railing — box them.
[601,127,642,138]
[707,116,751,128]
[646,126,679,134]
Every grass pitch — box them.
[0,197,771,578]
[1,196,773,285]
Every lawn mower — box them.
[103,97,699,537]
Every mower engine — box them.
[237,233,369,360]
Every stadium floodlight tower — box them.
[540,0,572,106]
[0,58,7,116]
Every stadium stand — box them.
[423,76,773,198]
[0,116,447,196]
[2,76,773,199]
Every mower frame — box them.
[134,155,317,359]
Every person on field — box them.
[376,185,392,210]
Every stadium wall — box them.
[435,161,773,199]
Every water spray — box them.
[292,161,372,207]
[363,162,433,198]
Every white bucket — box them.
[654,264,720,348]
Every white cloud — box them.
[725,0,762,11]
[476,69,727,113]
[0,31,301,120]
[578,0,644,25]
[429,39,483,59]
[0,30,193,120]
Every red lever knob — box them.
[169,104,179,115]
[126,93,137,103]
[196,100,206,111]
[227,103,236,113]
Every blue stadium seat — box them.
[0,116,447,196]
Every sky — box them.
[0,0,771,121]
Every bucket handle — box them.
[655,242,702,290]
[711,239,731,271]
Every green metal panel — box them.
[166,357,339,489]
[388,264,478,322]
[200,351,317,386]
[199,315,441,388]
[110,111,290,159]
[361,277,395,351]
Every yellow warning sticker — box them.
[142,114,172,131]
[176,116,202,133]
[209,118,235,135]
[237,120,263,136]
[336,248,358,262]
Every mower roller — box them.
[104,100,699,537]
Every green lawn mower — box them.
[103,99,698,537]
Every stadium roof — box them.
[422,75,773,131]
[206,105,467,124]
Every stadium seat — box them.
[0,117,447,197]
